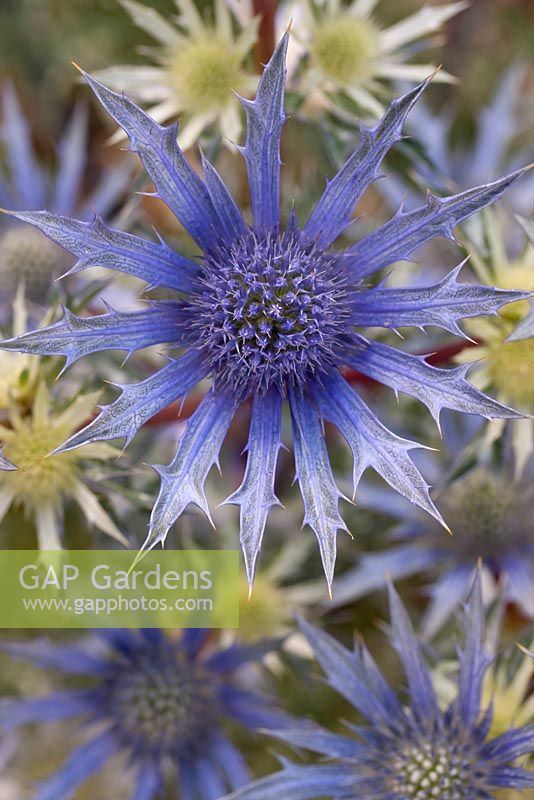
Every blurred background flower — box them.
[0,629,288,799]
[280,0,465,119]
[325,454,534,638]
[94,0,260,149]
[0,84,135,315]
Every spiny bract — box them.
[329,462,534,637]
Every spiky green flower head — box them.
[0,381,125,550]
[457,212,534,473]
[238,572,291,641]
[283,0,466,119]
[94,0,259,150]
[438,467,533,562]
[310,13,378,85]
[0,226,71,306]
[236,534,314,641]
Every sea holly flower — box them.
[0,629,286,799]
[225,572,534,800]
[94,0,259,150]
[0,84,132,308]
[0,376,126,550]
[280,0,465,119]
[326,460,534,637]
[1,36,531,594]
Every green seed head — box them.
[3,424,78,507]
[239,573,291,642]
[168,38,243,111]
[310,16,378,85]
[0,227,69,304]
[439,468,530,558]
[496,260,534,323]
[486,339,534,409]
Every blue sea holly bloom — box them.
[225,572,534,800]
[0,84,133,306]
[328,462,534,637]
[1,35,531,592]
[0,629,286,800]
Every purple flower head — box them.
[0,629,285,800]
[225,571,534,800]
[0,84,132,306]
[1,35,531,592]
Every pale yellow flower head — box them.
[238,571,292,642]
[95,0,259,150]
[483,647,534,740]
[0,382,126,550]
[280,0,466,119]
[310,13,378,87]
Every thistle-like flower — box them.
[0,629,285,799]
[94,0,259,150]
[329,461,534,637]
[0,84,132,307]
[0,295,124,549]
[225,572,534,800]
[0,380,126,549]
[281,0,465,119]
[1,36,531,592]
